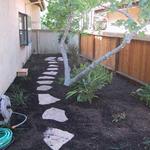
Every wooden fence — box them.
[80,34,150,84]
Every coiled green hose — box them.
[0,128,13,149]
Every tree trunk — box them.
[68,32,136,86]
[60,14,73,85]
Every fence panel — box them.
[94,36,119,70]
[80,34,94,59]
[80,33,150,84]
[118,40,150,83]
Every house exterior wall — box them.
[0,0,42,94]
[107,7,140,23]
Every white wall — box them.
[32,30,80,54]
[0,0,41,94]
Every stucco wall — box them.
[0,0,41,94]
[32,30,79,54]
[31,5,41,29]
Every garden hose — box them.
[11,112,27,129]
[0,128,13,149]
[0,112,27,149]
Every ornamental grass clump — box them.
[66,64,112,103]
[135,84,150,107]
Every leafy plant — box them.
[135,84,150,107]
[69,44,80,67]
[10,85,28,106]
[141,137,150,150]
[112,112,126,123]
[66,64,112,103]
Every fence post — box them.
[93,35,95,60]
[79,33,81,54]
[115,38,121,71]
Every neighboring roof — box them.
[30,0,45,11]
[95,1,139,13]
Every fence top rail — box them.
[80,31,150,42]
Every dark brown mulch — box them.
[5,54,150,150]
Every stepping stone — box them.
[38,94,60,105]
[44,128,74,150]
[42,108,68,122]
[57,57,63,62]
[37,80,53,85]
[45,57,56,61]
[47,68,58,71]
[43,71,58,76]
[49,65,58,68]
[37,85,52,91]
[38,76,55,80]
[48,61,58,64]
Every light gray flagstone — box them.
[43,71,58,76]
[45,57,56,61]
[37,80,53,85]
[57,57,63,62]
[38,76,55,80]
[42,107,68,122]
[38,94,60,105]
[44,128,74,150]
[37,85,52,91]
[48,61,58,64]
[49,65,58,67]
[47,68,58,71]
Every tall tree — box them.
[43,0,150,86]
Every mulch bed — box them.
[6,54,150,150]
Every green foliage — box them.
[69,44,80,67]
[42,0,104,31]
[43,0,150,34]
[135,84,150,107]
[66,64,112,103]
[10,85,28,106]
[112,112,126,123]
[142,137,150,150]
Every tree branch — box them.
[69,32,136,86]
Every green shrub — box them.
[135,84,150,106]
[10,85,28,106]
[66,64,112,103]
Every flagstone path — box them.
[36,56,74,150]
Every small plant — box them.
[57,76,64,85]
[66,64,112,103]
[134,84,150,107]
[10,85,28,106]
[69,44,80,67]
[112,112,126,123]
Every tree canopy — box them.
[42,0,150,86]
[43,0,150,33]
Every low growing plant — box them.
[112,112,126,123]
[134,84,150,107]
[66,64,112,103]
[10,85,28,106]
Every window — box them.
[19,12,28,46]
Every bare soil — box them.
[6,54,150,150]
